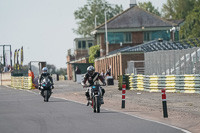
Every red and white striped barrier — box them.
[161,88,168,118]
[122,84,126,108]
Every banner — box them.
[14,49,17,69]
[21,46,23,66]
[10,51,12,66]
[17,49,20,70]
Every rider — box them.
[81,66,106,106]
[38,67,54,95]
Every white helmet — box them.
[42,67,48,73]
[87,66,95,75]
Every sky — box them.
[0,0,166,69]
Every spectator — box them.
[8,65,13,72]
[28,68,35,89]
[106,67,111,76]
[101,70,106,78]
[75,66,81,74]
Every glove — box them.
[51,86,54,89]
[81,82,86,87]
[83,84,87,88]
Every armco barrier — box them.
[129,74,200,94]
[11,76,32,89]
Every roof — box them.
[108,38,200,54]
[97,6,178,30]
[74,37,94,41]
[167,19,184,25]
[108,46,131,55]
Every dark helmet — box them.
[87,66,95,75]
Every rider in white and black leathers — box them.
[38,67,54,95]
[81,66,106,106]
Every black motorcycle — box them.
[87,82,104,113]
[40,77,53,102]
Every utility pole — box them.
[104,4,108,55]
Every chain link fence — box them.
[145,47,200,75]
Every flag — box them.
[14,49,17,65]
[17,49,20,70]
[21,46,23,66]
[14,49,17,70]
[10,51,12,66]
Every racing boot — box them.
[100,97,104,104]
[86,101,90,106]
[86,97,90,106]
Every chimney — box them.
[130,0,137,7]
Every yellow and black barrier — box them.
[129,74,200,94]
[11,76,32,90]
[59,75,65,81]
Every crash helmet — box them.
[42,67,48,73]
[87,66,95,75]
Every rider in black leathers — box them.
[38,67,54,95]
[81,66,106,106]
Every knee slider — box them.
[85,92,89,97]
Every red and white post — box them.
[121,84,126,108]
[162,88,168,118]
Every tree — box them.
[73,0,123,37]
[56,68,67,75]
[138,1,161,16]
[179,1,200,39]
[46,64,56,74]
[89,45,100,63]
[162,0,196,19]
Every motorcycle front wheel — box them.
[93,97,96,113]
[44,90,49,102]
[95,96,100,113]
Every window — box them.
[115,33,124,43]
[82,41,86,49]
[108,33,115,44]
[88,43,93,48]
[78,41,82,48]
[144,32,151,41]
[97,35,101,45]
[144,31,171,42]
[107,32,132,44]
[124,33,132,43]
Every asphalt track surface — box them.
[0,86,188,133]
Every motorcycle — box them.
[39,77,53,102]
[87,81,104,113]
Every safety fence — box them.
[11,76,32,89]
[0,72,12,86]
[129,74,200,93]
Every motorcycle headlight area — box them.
[42,84,46,87]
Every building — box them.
[67,3,184,80]
[67,37,94,80]
[93,4,184,79]
[73,37,95,59]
